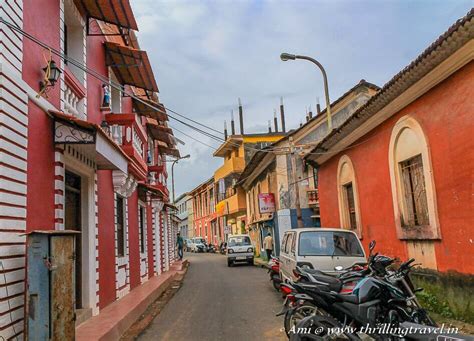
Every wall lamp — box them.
[39,59,62,97]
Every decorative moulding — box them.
[113,170,137,198]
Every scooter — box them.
[207,243,217,253]
[267,256,281,291]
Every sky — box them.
[130,0,473,199]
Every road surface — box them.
[138,252,286,341]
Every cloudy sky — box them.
[130,0,472,198]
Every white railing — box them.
[111,125,123,145]
[63,83,82,117]
[132,127,144,157]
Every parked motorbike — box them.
[267,256,281,291]
[219,242,227,254]
[207,243,217,253]
[280,241,437,340]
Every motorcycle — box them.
[267,256,281,291]
[207,243,217,253]
[282,241,438,340]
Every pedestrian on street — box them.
[176,232,184,260]
[263,232,273,260]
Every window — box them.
[344,183,357,230]
[116,196,125,257]
[139,205,145,253]
[389,116,439,239]
[337,155,361,236]
[399,155,429,227]
[298,231,364,257]
[285,233,293,254]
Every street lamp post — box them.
[280,53,332,131]
[171,154,190,203]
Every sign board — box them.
[224,225,231,234]
[258,193,275,214]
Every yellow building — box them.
[214,132,285,238]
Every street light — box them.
[280,53,332,131]
[171,154,190,203]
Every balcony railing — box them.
[105,113,148,178]
[63,67,86,118]
[307,189,319,206]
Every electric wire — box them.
[0,17,390,160]
[0,18,285,156]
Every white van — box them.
[279,228,366,282]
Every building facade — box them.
[239,81,379,258]
[174,193,191,238]
[190,177,217,244]
[213,116,285,241]
[307,11,474,274]
[0,0,179,338]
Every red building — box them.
[306,10,473,274]
[0,0,180,338]
[190,177,219,245]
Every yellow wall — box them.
[214,156,245,180]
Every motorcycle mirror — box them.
[334,265,343,271]
[369,240,376,251]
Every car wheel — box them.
[248,259,254,266]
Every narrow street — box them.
[138,253,286,341]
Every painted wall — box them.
[318,62,474,274]
[127,192,140,289]
[97,170,116,308]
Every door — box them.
[64,171,82,309]
[279,232,291,281]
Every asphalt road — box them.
[138,252,287,341]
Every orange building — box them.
[306,10,474,274]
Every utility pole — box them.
[289,137,304,228]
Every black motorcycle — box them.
[283,241,438,340]
[207,243,217,253]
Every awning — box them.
[105,42,158,92]
[74,0,138,30]
[137,183,164,198]
[50,110,129,174]
[147,120,174,145]
[159,146,180,159]
[133,98,168,122]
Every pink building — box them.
[0,0,180,338]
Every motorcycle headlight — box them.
[247,248,253,253]
[228,249,234,254]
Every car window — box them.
[228,236,251,247]
[285,233,293,254]
[281,234,288,254]
[298,231,364,257]
[291,233,297,254]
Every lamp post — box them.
[280,53,332,132]
[171,154,190,204]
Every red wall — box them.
[23,0,61,108]
[147,205,155,278]
[97,170,116,308]
[318,61,474,274]
[26,102,55,231]
[128,192,140,289]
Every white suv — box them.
[227,234,254,267]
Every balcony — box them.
[63,67,86,118]
[105,113,148,180]
[307,189,319,206]
[214,157,245,180]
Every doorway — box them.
[65,170,82,309]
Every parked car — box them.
[227,234,254,267]
[279,228,366,282]
[191,237,206,253]
[184,239,192,252]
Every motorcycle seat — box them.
[303,272,342,292]
[336,293,359,304]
